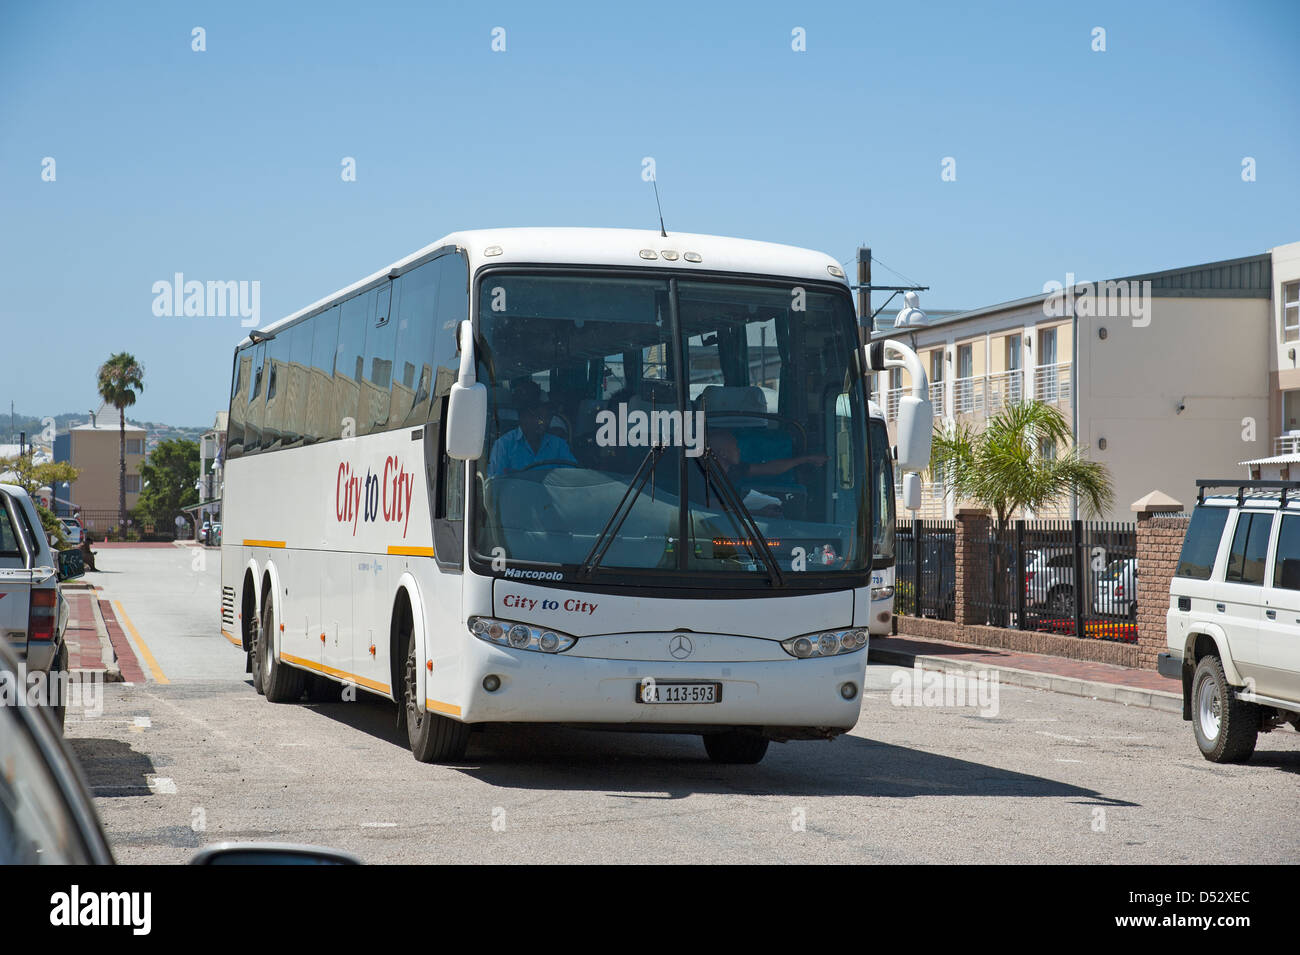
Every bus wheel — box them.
[403,630,469,762]
[258,600,304,704]
[703,731,769,764]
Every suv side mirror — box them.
[446,319,487,461]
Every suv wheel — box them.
[1191,655,1258,763]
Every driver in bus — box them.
[488,380,578,477]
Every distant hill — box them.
[2,410,208,446]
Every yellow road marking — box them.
[242,539,286,548]
[115,600,169,685]
[387,545,435,557]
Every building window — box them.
[1038,437,1056,461]
[124,474,142,493]
[125,438,144,455]
[1284,281,1299,343]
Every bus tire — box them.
[703,731,769,764]
[258,600,304,704]
[403,630,468,762]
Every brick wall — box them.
[895,615,1140,667]
[1136,512,1189,670]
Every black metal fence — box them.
[894,518,1138,644]
[969,520,1137,643]
[894,520,957,621]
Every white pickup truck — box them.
[0,483,78,731]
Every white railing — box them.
[1275,434,1300,455]
[883,387,904,421]
[1033,361,1072,405]
[953,375,985,415]
[928,380,946,409]
[985,370,1024,414]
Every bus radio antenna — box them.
[651,176,667,237]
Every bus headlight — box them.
[871,586,894,601]
[781,627,868,659]
[468,617,577,654]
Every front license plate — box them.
[636,681,721,704]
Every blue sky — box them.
[2,0,1297,427]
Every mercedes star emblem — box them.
[669,634,694,659]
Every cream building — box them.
[875,246,1295,521]
[66,402,147,524]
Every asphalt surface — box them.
[63,546,1300,865]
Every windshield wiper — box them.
[696,449,785,587]
[578,444,668,578]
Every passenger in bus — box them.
[488,380,578,477]
[708,429,827,482]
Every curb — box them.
[869,645,1184,715]
[88,595,123,683]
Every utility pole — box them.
[857,247,871,337]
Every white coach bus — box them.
[220,228,930,764]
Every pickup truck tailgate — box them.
[0,568,40,657]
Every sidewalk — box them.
[869,634,1183,714]
[61,584,147,683]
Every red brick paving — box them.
[64,592,105,670]
[97,598,146,682]
[872,633,1177,693]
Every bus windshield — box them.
[471,271,871,584]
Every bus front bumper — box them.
[443,640,867,738]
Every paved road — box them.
[64,547,1300,864]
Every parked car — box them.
[59,517,83,546]
[0,484,78,732]
[0,640,361,865]
[1025,547,1077,616]
[1095,557,1137,618]
[210,521,223,546]
[1162,480,1300,763]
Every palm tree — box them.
[930,400,1113,524]
[930,401,1114,622]
[97,353,145,527]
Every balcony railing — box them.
[883,387,903,421]
[953,376,985,415]
[1275,434,1300,455]
[986,369,1024,414]
[928,380,946,409]
[1033,361,1072,405]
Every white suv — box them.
[1162,480,1300,762]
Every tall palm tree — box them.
[930,400,1113,524]
[930,401,1114,620]
[97,353,145,527]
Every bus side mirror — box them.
[901,472,921,511]
[446,320,487,461]
[895,394,933,473]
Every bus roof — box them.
[240,227,851,347]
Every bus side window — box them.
[244,342,268,453]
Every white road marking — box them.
[134,716,152,728]
[360,822,398,828]
[278,742,308,747]
[146,776,177,795]
[1037,731,1085,743]
[1055,758,1083,763]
